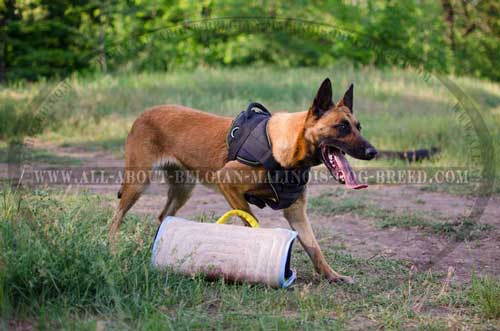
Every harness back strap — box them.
[227,102,279,169]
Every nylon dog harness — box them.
[227,103,310,210]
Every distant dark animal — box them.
[375,147,439,162]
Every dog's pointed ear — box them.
[310,78,333,118]
[338,83,354,113]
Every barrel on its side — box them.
[151,216,297,288]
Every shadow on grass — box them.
[462,86,500,109]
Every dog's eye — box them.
[356,123,362,131]
[335,122,351,136]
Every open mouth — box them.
[320,145,367,190]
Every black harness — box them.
[227,103,310,210]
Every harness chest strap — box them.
[226,103,310,210]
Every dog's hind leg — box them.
[283,190,354,284]
[109,180,149,244]
[158,172,195,223]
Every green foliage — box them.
[1,0,95,81]
[0,0,499,82]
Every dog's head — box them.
[304,78,377,189]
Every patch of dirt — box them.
[362,184,500,227]
[7,320,34,331]
[2,141,500,283]
[312,212,500,282]
[346,315,377,331]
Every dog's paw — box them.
[328,275,355,285]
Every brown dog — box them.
[109,78,377,283]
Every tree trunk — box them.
[0,0,17,83]
[98,23,107,73]
[0,32,6,83]
[441,0,456,51]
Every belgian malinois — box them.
[110,78,377,283]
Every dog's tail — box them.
[375,147,439,162]
[117,185,123,199]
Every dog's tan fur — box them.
[110,78,375,283]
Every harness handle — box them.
[216,209,260,228]
[246,102,271,116]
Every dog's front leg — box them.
[216,161,258,226]
[283,191,354,284]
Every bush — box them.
[1,1,498,82]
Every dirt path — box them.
[5,142,500,283]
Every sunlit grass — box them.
[1,65,499,173]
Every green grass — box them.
[307,190,366,215]
[0,142,82,165]
[1,187,498,330]
[2,66,498,194]
[418,183,481,197]
[308,192,492,241]
[468,275,500,320]
[1,66,499,171]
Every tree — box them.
[0,0,18,83]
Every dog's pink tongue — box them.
[332,151,367,189]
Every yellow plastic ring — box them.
[216,209,260,228]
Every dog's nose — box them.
[365,147,377,159]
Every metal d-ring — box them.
[230,126,240,138]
